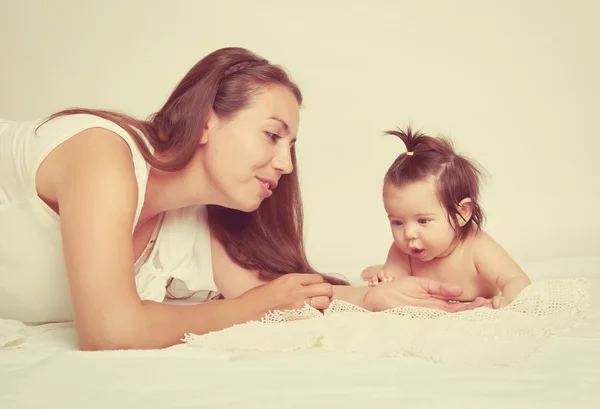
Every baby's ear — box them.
[456,198,473,227]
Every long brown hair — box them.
[384,127,485,242]
[43,47,348,286]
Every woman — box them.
[0,47,488,350]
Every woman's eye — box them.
[265,131,281,141]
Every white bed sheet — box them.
[1,257,599,409]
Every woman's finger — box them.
[294,273,325,285]
[419,278,463,298]
[426,296,491,312]
[302,282,333,299]
[426,299,467,313]
[307,295,331,310]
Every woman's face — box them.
[201,85,300,212]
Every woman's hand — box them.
[237,273,333,314]
[364,276,492,312]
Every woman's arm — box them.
[332,285,371,307]
[210,237,489,313]
[55,129,260,349]
[210,234,372,309]
[210,232,268,299]
[211,255,488,314]
[55,129,329,350]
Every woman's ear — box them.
[457,198,473,226]
[199,109,219,145]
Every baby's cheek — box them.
[391,234,405,248]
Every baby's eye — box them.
[391,220,403,227]
[418,218,429,224]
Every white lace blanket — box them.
[184,278,590,366]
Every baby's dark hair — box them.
[384,126,485,241]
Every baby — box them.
[362,127,530,309]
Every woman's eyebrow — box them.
[268,117,290,135]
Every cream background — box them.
[1,0,598,281]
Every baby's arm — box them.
[473,232,531,308]
[361,244,411,286]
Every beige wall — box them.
[2,0,598,281]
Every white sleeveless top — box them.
[0,114,218,324]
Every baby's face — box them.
[383,176,457,261]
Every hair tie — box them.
[406,151,414,156]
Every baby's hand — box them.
[491,295,511,309]
[361,265,393,287]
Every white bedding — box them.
[1,257,599,409]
